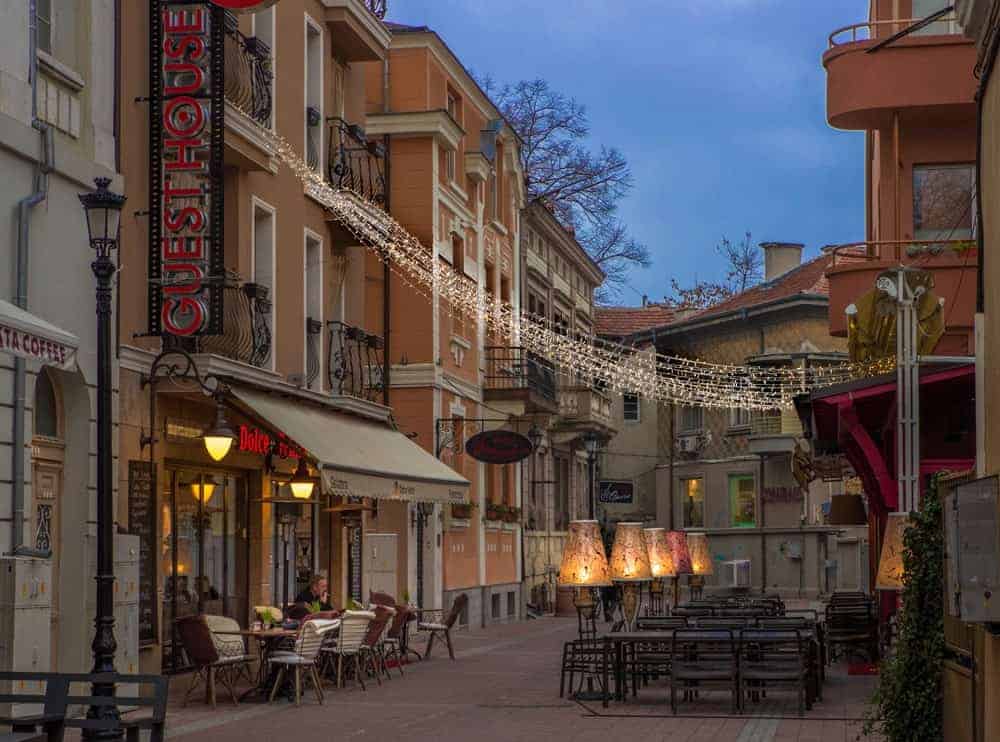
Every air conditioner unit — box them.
[722,559,751,589]
[678,435,699,454]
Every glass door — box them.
[271,482,318,609]
[162,468,248,672]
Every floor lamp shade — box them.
[558,520,612,587]
[876,513,909,591]
[687,532,714,576]
[643,528,676,578]
[610,522,652,582]
[666,531,693,575]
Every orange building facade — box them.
[361,23,528,626]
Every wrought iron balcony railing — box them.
[223,11,273,127]
[196,275,272,368]
[306,318,323,388]
[328,321,385,402]
[327,117,386,205]
[365,0,388,19]
[483,346,557,403]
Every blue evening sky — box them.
[387,0,870,305]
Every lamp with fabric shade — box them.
[610,522,651,630]
[876,513,909,591]
[558,520,611,637]
[666,531,692,607]
[686,532,712,600]
[644,528,674,615]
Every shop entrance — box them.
[271,482,318,609]
[162,468,249,671]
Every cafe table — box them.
[214,626,303,702]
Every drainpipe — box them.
[11,0,55,556]
[381,55,391,407]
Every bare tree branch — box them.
[664,232,761,310]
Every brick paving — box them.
[162,618,882,742]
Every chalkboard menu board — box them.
[347,526,362,602]
[128,460,157,645]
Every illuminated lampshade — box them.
[666,531,693,575]
[609,522,652,582]
[190,480,216,504]
[558,520,611,587]
[875,513,909,591]
[643,528,676,578]
[289,458,316,500]
[203,400,236,462]
[687,532,714,576]
[829,494,868,526]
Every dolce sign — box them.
[149,1,224,338]
[238,425,300,460]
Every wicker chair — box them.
[418,593,467,660]
[321,610,375,689]
[267,619,337,706]
[176,615,254,708]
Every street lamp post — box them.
[583,432,600,520]
[79,177,126,739]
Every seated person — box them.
[294,575,333,613]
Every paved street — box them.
[163,618,880,742]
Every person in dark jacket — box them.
[294,575,333,612]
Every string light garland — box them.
[246,117,884,410]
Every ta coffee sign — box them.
[599,480,634,504]
[149,1,225,338]
[465,430,533,465]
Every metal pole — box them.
[85,249,121,739]
[587,451,595,520]
[894,269,920,514]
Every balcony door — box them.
[911,0,959,35]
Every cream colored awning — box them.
[230,387,469,505]
[0,299,78,370]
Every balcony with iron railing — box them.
[195,274,272,369]
[825,240,978,348]
[748,410,803,455]
[328,321,385,403]
[223,12,273,129]
[325,0,392,63]
[822,12,975,130]
[483,347,558,413]
[327,117,387,205]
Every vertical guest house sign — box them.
[149,1,225,337]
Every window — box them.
[304,17,323,171]
[491,593,501,620]
[36,0,52,54]
[445,148,457,182]
[252,7,276,129]
[33,370,59,439]
[729,474,756,528]
[912,0,962,35]
[554,455,570,531]
[252,199,276,368]
[682,478,704,528]
[507,591,516,618]
[304,232,323,391]
[913,163,975,240]
[487,169,498,221]
[729,407,750,428]
[680,406,703,433]
[623,393,640,422]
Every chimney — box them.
[642,294,648,308]
[760,242,804,282]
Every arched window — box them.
[34,370,59,439]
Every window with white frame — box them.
[304,16,323,171]
[729,407,750,428]
[252,199,276,368]
[304,232,323,391]
[37,0,52,54]
[253,7,276,129]
[623,393,640,422]
[680,405,703,433]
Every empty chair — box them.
[635,616,687,631]
[670,629,739,715]
[560,638,611,700]
[739,629,810,716]
[322,609,375,689]
[693,617,751,630]
[176,615,254,708]
[358,606,393,686]
[382,605,410,677]
[418,593,468,660]
[671,606,711,618]
[268,619,337,706]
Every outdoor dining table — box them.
[214,626,308,702]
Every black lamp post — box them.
[583,432,600,520]
[79,176,126,740]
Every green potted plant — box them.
[257,608,276,628]
[485,502,504,522]
[451,502,474,520]
[503,506,520,524]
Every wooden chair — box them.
[267,619,337,706]
[175,615,253,707]
[669,629,739,715]
[382,606,409,677]
[0,671,168,742]
[418,593,468,660]
[320,610,375,689]
[358,606,393,685]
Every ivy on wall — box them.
[863,475,945,741]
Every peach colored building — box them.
[361,22,528,627]
[114,1,476,674]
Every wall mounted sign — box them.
[238,424,300,459]
[127,461,157,645]
[599,480,634,504]
[149,1,225,338]
[464,430,533,464]
[762,486,804,504]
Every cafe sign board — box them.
[149,1,225,338]
[464,430,533,465]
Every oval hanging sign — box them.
[465,430,533,465]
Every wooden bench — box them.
[0,672,169,742]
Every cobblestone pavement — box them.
[163,618,881,742]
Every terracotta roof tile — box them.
[595,305,678,337]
